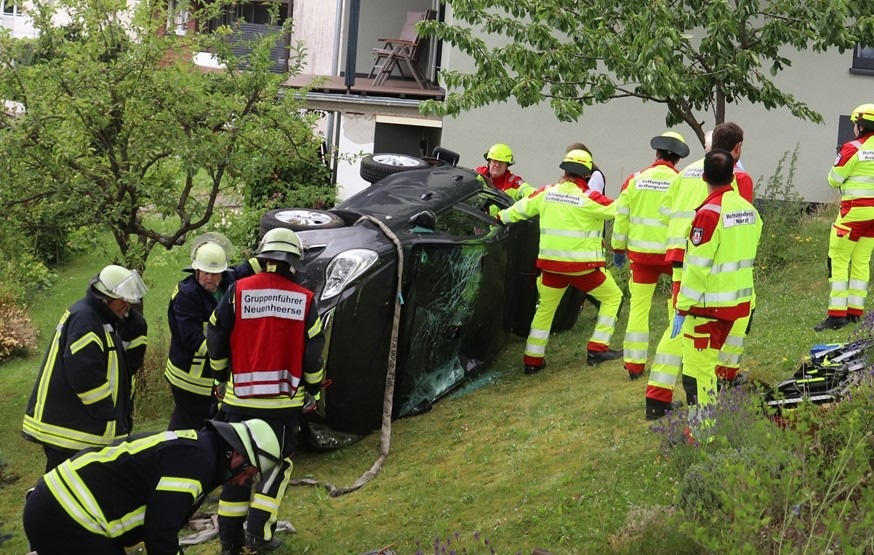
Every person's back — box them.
[613,131,690,380]
[23,264,148,471]
[207,228,325,555]
[23,419,281,555]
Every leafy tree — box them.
[419,0,874,144]
[0,0,329,271]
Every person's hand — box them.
[213,382,226,402]
[671,313,686,339]
[612,252,626,268]
[303,393,319,414]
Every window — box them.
[851,44,874,75]
[2,0,20,16]
[167,0,189,35]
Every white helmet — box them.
[92,265,148,303]
[191,241,228,273]
[206,419,282,475]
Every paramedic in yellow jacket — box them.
[815,103,874,332]
[672,149,762,439]
[497,150,623,373]
[611,131,690,380]
[644,122,751,420]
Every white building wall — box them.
[439,26,870,203]
[335,112,376,199]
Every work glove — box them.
[213,381,226,402]
[671,313,686,339]
[612,252,626,269]
[302,392,320,414]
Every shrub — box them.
[0,290,38,363]
[754,146,811,279]
[656,374,874,554]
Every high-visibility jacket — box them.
[498,177,616,273]
[611,160,679,265]
[662,158,751,265]
[207,268,325,415]
[676,185,762,321]
[23,291,148,452]
[164,260,258,397]
[828,131,874,201]
[37,429,225,555]
[476,166,535,200]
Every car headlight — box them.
[321,249,379,301]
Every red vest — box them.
[230,272,314,398]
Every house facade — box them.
[288,0,874,203]
[5,0,873,202]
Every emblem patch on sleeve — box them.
[691,227,705,245]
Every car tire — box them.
[260,208,346,237]
[360,153,430,184]
[551,288,587,334]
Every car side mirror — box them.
[410,210,437,230]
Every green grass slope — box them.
[0,211,859,554]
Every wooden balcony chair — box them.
[368,9,435,88]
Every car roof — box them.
[336,165,485,230]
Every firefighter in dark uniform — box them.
[165,235,261,430]
[22,264,149,472]
[23,418,282,555]
[207,227,326,555]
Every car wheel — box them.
[360,153,430,184]
[260,208,346,237]
[551,288,587,334]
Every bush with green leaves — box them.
[654,373,874,554]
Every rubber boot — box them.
[221,543,243,555]
[645,398,671,421]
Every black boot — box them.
[645,398,671,421]
[814,316,848,332]
[586,348,622,366]
[221,543,243,555]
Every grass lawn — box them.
[0,209,858,554]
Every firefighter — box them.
[815,103,874,331]
[165,234,261,431]
[612,131,690,380]
[476,143,535,200]
[23,418,281,555]
[207,227,326,555]
[23,264,148,472]
[672,149,762,439]
[645,122,753,419]
[497,149,623,373]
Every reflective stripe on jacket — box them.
[828,133,874,200]
[207,269,326,412]
[23,292,147,451]
[42,429,220,555]
[612,160,678,265]
[676,186,762,321]
[499,177,616,273]
[164,261,257,396]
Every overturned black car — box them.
[259,152,587,447]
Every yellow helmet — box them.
[483,143,514,165]
[650,131,690,158]
[851,104,874,130]
[559,149,594,177]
